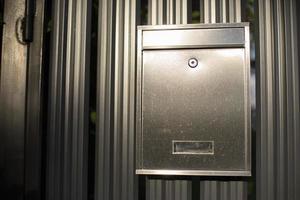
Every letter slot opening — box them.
[172,141,214,155]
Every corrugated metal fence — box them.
[46,0,300,200]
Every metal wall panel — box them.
[256,0,300,199]
[45,0,300,200]
[46,0,91,200]
[95,0,137,200]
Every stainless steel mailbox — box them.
[136,23,251,176]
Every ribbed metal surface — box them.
[256,0,300,199]
[95,0,136,200]
[46,0,91,200]
[199,1,247,200]
[146,1,192,199]
[45,0,300,199]
[145,0,247,199]
[202,0,241,23]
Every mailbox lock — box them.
[188,58,198,68]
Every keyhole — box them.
[188,58,198,68]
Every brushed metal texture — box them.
[136,24,251,176]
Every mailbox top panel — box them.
[138,23,249,50]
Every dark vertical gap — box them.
[191,0,200,23]
[244,0,256,199]
[0,0,4,80]
[215,0,220,23]
[297,0,300,100]
[140,0,148,25]
[41,0,52,199]
[109,0,117,198]
[226,0,229,22]
[192,177,200,200]
[241,0,247,22]
[272,0,281,199]
[0,0,4,193]
[162,0,167,24]
[138,1,148,199]
[88,0,98,199]
[138,175,146,200]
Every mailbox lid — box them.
[136,24,251,176]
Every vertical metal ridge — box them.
[283,2,294,199]
[256,0,300,199]
[47,0,91,199]
[204,0,214,23]
[274,1,286,200]
[73,0,91,199]
[202,0,241,23]
[148,179,164,200]
[166,0,175,24]
[95,0,114,199]
[200,181,218,200]
[95,0,136,199]
[149,0,164,25]
[199,0,205,23]
[112,0,124,199]
[289,1,300,198]
[63,1,75,199]
[46,0,67,199]
[219,182,228,200]
[284,0,300,199]
[175,0,191,24]
[200,0,246,199]
[146,1,192,199]
[256,0,275,199]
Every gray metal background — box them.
[144,1,246,200]
[46,0,91,200]
[46,0,300,200]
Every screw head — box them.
[188,58,198,68]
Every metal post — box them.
[0,0,28,198]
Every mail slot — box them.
[136,23,251,176]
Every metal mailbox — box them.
[136,23,251,176]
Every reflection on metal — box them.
[145,0,249,199]
[148,0,164,25]
[0,0,28,197]
[256,0,300,199]
[95,0,136,200]
[147,1,193,199]
[202,0,241,23]
[149,0,192,25]
[46,0,91,200]
[136,24,251,177]
[0,0,45,198]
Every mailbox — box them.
[136,23,251,176]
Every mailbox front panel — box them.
[136,24,251,176]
